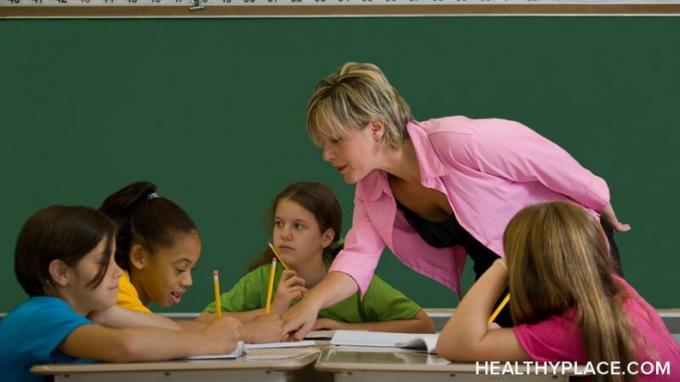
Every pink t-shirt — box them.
[513,278,680,381]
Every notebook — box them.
[330,330,440,354]
[186,341,245,360]
[185,340,316,360]
[304,330,336,339]
[243,340,316,350]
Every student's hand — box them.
[239,314,285,343]
[272,270,307,315]
[598,203,631,233]
[202,317,242,354]
[312,318,345,330]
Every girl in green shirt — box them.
[201,182,435,333]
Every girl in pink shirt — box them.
[283,62,629,338]
[436,201,680,382]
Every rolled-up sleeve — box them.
[440,118,610,210]
[329,195,386,298]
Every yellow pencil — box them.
[213,270,222,320]
[268,242,289,269]
[488,293,510,324]
[265,257,277,314]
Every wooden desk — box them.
[315,346,572,382]
[32,347,330,382]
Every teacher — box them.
[283,62,629,338]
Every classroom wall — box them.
[1,17,678,313]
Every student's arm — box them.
[89,305,181,331]
[197,310,265,323]
[60,317,241,362]
[197,268,308,325]
[194,312,285,343]
[317,275,435,333]
[314,310,435,333]
[174,319,210,331]
[436,260,529,362]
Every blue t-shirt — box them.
[0,296,92,382]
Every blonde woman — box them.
[436,202,679,382]
[284,62,629,337]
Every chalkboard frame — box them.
[2,3,680,18]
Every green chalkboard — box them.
[1,17,678,314]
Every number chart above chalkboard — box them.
[2,0,680,18]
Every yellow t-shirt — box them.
[117,271,151,313]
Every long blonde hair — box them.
[306,62,413,149]
[504,201,636,382]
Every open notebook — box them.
[186,340,316,360]
[330,330,440,354]
[304,330,336,339]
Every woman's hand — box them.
[282,295,323,340]
[598,203,631,233]
[283,272,359,340]
[271,270,307,315]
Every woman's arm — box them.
[89,305,181,330]
[60,317,242,362]
[439,119,611,211]
[436,260,529,362]
[283,271,359,340]
[314,310,436,333]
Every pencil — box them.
[268,242,289,269]
[488,293,510,324]
[265,257,277,314]
[213,270,222,320]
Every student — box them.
[0,206,241,382]
[98,181,283,342]
[436,201,680,382]
[201,181,435,333]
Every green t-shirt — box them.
[204,259,421,323]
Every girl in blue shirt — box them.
[0,205,241,382]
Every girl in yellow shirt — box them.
[97,181,283,341]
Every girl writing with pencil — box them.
[97,181,283,342]
[436,202,680,382]
[283,62,629,337]
[0,206,241,382]
[201,182,435,333]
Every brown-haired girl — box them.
[201,181,435,333]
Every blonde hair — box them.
[305,62,413,148]
[504,202,636,382]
